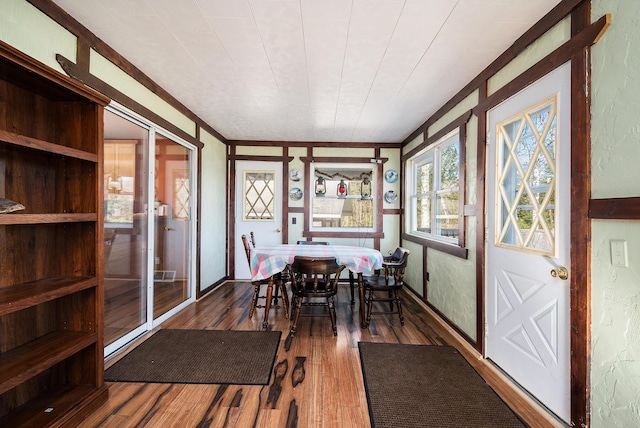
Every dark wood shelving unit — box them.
[0,40,110,427]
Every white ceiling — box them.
[53,0,561,143]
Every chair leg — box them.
[248,283,260,319]
[272,281,280,305]
[395,289,404,325]
[290,296,302,336]
[365,289,374,327]
[279,282,290,319]
[388,289,394,311]
[327,296,338,336]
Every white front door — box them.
[486,62,571,422]
[234,160,283,279]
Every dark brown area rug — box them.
[105,329,281,385]
[359,342,527,428]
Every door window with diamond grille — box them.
[495,95,558,256]
[244,171,275,221]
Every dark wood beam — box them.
[570,2,592,426]
[402,110,472,161]
[230,140,401,149]
[589,197,640,219]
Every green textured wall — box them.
[590,0,640,426]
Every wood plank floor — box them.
[79,280,453,427]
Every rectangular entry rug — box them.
[105,329,281,385]
[358,342,526,428]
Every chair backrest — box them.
[250,231,256,248]
[385,246,405,262]
[241,234,252,268]
[383,248,410,285]
[296,240,329,245]
[289,256,344,294]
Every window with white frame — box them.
[407,130,461,243]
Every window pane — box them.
[407,130,462,243]
[417,158,433,194]
[496,96,557,255]
[440,141,459,190]
[311,165,375,230]
[416,195,432,233]
[244,172,275,220]
[103,110,149,348]
[312,197,373,228]
[436,191,459,237]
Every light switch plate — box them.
[610,240,628,268]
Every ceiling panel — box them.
[52,0,562,143]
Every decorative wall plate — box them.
[384,190,398,203]
[290,187,303,200]
[384,169,398,183]
[289,169,301,181]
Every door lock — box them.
[276,228,281,233]
[550,266,569,280]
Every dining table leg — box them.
[357,273,366,328]
[262,276,274,330]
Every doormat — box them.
[105,329,281,385]
[359,342,526,427]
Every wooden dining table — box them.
[250,244,384,329]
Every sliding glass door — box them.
[104,106,196,357]
[103,110,149,353]
[153,134,192,319]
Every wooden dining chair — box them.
[287,256,345,336]
[241,233,289,320]
[363,247,410,327]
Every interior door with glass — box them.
[485,62,571,422]
[234,161,283,279]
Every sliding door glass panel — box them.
[103,110,149,348]
[153,134,192,319]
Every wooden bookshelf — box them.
[0,40,110,426]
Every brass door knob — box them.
[550,266,569,280]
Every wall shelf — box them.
[0,129,98,162]
[0,276,97,316]
[0,331,98,395]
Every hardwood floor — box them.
[104,278,187,346]
[80,281,451,427]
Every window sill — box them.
[402,233,468,259]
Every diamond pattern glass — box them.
[244,171,275,220]
[496,97,557,255]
